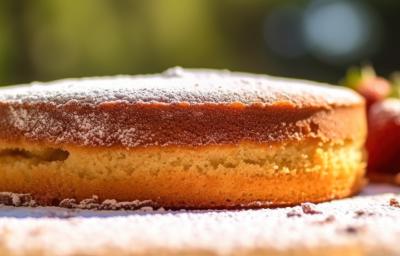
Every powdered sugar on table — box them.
[0,184,399,255]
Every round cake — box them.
[0,67,367,208]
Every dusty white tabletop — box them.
[0,184,400,255]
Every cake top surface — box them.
[0,185,399,255]
[0,67,363,108]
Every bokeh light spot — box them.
[303,0,381,63]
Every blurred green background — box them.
[0,0,399,85]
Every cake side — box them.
[0,139,365,207]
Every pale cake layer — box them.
[0,139,365,208]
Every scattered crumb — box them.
[0,192,37,207]
[80,195,99,204]
[0,193,12,205]
[301,203,322,215]
[314,215,336,225]
[389,198,400,208]
[286,210,301,218]
[287,203,323,217]
[354,210,374,218]
[58,196,161,211]
[342,225,366,235]
[59,198,78,209]
[0,191,162,211]
[77,195,100,210]
[100,199,118,210]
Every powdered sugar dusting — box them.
[0,185,399,255]
[0,68,363,148]
[0,67,362,106]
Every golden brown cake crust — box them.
[0,68,365,148]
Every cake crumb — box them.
[0,192,37,207]
[57,196,161,211]
[13,194,165,211]
[59,199,78,208]
[100,199,118,210]
[78,195,100,209]
[389,198,400,208]
[301,203,322,215]
[354,210,374,218]
[286,210,302,218]
[314,215,336,225]
[343,225,366,235]
[0,192,12,205]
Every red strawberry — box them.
[343,66,391,110]
[366,99,400,174]
[356,76,391,110]
[343,66,400,178]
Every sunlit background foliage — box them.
[0,0,399,85]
